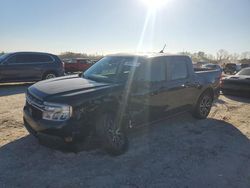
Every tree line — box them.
[58,52,103,61]
[1,50,250,64]
[180,50,250,64]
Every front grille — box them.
[26,92,43,120]
[26,102,43,119]
[26,91,43,107]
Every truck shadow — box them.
[0,83,33,97]
[1,114,250,187]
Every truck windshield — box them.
[83,56,142,83]
[237,69,250,76]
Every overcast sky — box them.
[1,0,250,55]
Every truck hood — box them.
[28,75,116,104]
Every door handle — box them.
[181,82,189,88]
[182,82,201,88]
[150,91,159,96]
[150,87,165,96]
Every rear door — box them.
[25,54,55,79]
[163,57,196,111]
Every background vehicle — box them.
[202,63,222,72]
[63,58,94,73]
[23,54,222,155]
[241,63,250,69]
[221,67,250,97]
[0,52,64,82]
[224,63,241,75]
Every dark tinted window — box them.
[169,60,188,80]
[78,60,87,64]
[6,56,16,63]
[78,60,93,64]
[34,54,53,62]
[7,54,26,64]
[0,53,10,61]
[136,62,165,82]
[7,54,53,64]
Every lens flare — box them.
[140,0,168,9]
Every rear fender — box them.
[194,87,215,108]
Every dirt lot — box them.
[0,83,250,188]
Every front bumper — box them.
[23,106,90,149]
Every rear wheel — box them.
[193,91,213,119]
[43,72,57,80]
[96,113,128,156]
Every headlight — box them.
[42,102,72,121]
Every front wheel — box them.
[96,113,128,156]
[193,92,213,119]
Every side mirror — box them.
[78,73,83,77]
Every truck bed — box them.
[194,68,222,97]
[194,68,222,80]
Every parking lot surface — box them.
[0,83,250,188]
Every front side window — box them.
[6,54,53,64]
[0,53,10,62]
[136,61,166,83]
[7,54,27,64]
[169,60,188,80]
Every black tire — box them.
[42,72,57,80]
[96,113,128,156]
[193,91,213,119]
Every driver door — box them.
[0,54,24,81]
[128,59,167,126]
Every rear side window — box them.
[169,60,188,80]
[31,54,53,63]
[78,60,87,64]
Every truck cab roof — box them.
[107,53,190,60]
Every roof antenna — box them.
[159,44,166,53]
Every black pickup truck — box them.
[23,54,221,155]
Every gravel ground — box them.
[0,83,250,188]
